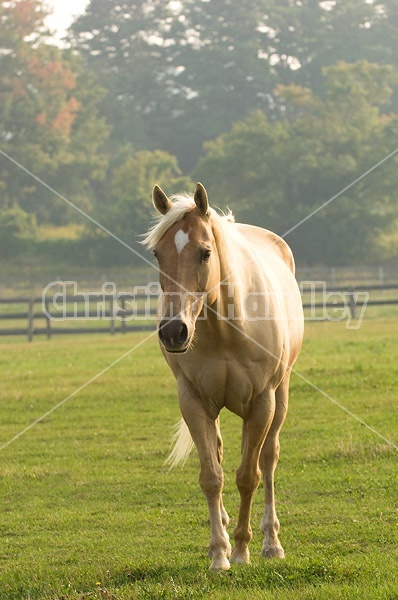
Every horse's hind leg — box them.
[216,416,230,532]
[259,372,290,559]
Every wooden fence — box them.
[1,283,398,341]
[0,292,156,341]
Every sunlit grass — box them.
[35,224,86,241]
[0,318,397,599]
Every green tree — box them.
[70,0,277,170]
[194,62,398,265]
[0,206,36,258]
[104,149,193,239]
[0,0,109,225]
[69,0,398,171]
[261,0,398,110]
[69,0,173,156]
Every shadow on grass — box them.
[106,557,360,597]
[0,556,361,600]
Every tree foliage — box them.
[194,61,398,265]
[0,205,36,257]
[105,150,193,238]
[0,0,109,224]
[70,0,398,170]
[1,0,397,267]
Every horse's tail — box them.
[165,418,194,468]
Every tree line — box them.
[1,0,397,267]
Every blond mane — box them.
[141,194,234,249]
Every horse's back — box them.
[232,221,303,366]
[234,223,295,274]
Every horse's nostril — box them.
[178,323,188,345]
[158,321,167,343]
[158,319,188,348]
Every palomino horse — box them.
[143,182,304,570]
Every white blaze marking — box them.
[174,229,190,254]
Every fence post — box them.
[110,295,115,335]
[348,289,356,320]
[28,298,34,342]
[121,296,126,334]
[45,298,52,339]
[378,266,384,286]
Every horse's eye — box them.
[152,250,158,260]
[201,249,211,263]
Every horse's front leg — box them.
[231,389,275,565]
[178,381,231,570]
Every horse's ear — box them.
[153,185,172,215]
[194,182,209,216]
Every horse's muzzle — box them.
[158,318,190,353]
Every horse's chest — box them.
[193,360,261,419]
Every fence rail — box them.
[1,283,398,341]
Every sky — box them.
[45,0,89,39]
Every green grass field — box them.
[0,315,397,599]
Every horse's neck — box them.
[211,219,247,320]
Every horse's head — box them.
[148,183,220,353]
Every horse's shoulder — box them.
[233,223,295,274]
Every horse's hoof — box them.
[226,543,232,560]
[230,547,250,565]
[262,544,285,559]
[209,557,231,571]
[209,544,232,560]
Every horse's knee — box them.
[199,465,223,497]
[236,465,260,496]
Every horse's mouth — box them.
[162,340,191,354]
[165,347,188,354]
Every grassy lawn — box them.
[0,316,397,599]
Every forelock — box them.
[141,195,195,249]
[141,194,234,249]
